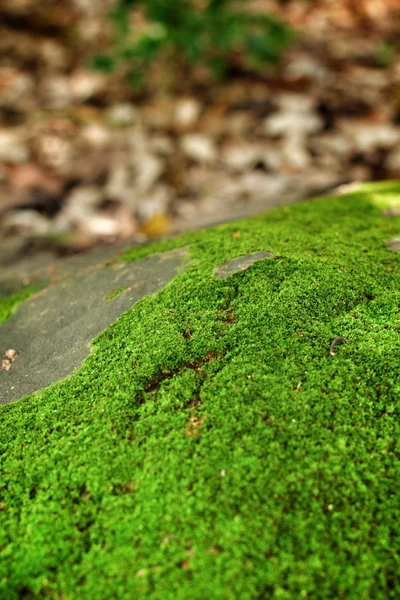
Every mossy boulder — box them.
[1,182,400,599]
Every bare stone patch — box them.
[214,251,275,279]
[0,248,189,404]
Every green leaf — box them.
[110,5,131,40]
[91,54,116,73]
[126,69,146,88]
[92,0,294,87]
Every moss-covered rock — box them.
[1,182,400,599]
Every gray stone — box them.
[214,251,275,279]
[0,248,189,403]
[0,240,131,293]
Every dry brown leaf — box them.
[4,162,63,195]
[1,359,11,372]
[139,212,171,238]
[181,134,218,164]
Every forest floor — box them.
[0,0,400,266]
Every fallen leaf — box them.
[1,359,11,372]
[139,213,171,238]
[4,349,17,361]
[181,134,218,164]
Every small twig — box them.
[182,320,193,340]
[329,337,348,356]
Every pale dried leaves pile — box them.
[0,0,400,253]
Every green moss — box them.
[106,286,128,300]
[0,283,43,325]
[1,183,400,599]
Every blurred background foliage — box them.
[94,0,294,86]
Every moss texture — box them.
[106,286,128,300]
[1,182,400,599]
[0,283,43,324]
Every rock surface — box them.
[213,251,275,279]
[0,247,189,403]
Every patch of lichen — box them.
[1,182,400,599]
